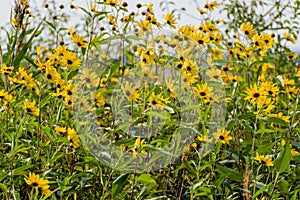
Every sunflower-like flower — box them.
[204,1,220,11]
[148,92,169,110]
[228,74,243,83]
[55,126,67,134]
[192,31,210,47]
[104,0,119,6]
[260,33,274,49]
[193,83,213,100]
[0,64,14,76]
[211,46,224,60]
[164,12,177,29]
[61,51,81,67]
[285,86,298,99]
[244,84,267,105]
[283,32,296,44]
[70,33,88,48]
[197,8,207,15]
[254,152,274,167]
[23,99,40,116]
[67,128,80,148]
[121,81,140,102]
[45,66,61,84]
[281,139,299,157]
[268,112,290,123]
[132,137,148,158]
[213,129,232,145]
[24,172,51,195]
[206,68,224,81]
[260,81,279,98]
[240,23,255,38]
[79,69,98,88]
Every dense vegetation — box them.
[0,0,299,199]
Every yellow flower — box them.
[260,81,279,98]
[24,172,51,195]
[132,137,147,158]
[70,33,88,48]
[281,139,286,146]
[228,74,243,83]
[267,112,290,123]
[291,148,299,157]
[104,0,120,6]
[55,126,66,134]
[23,99,40,116]
[211,46,224,60]
[244,84,267,105]
[45,66,61,84]
[204,1,220,11]
[254,152,274,167]
[288,53,298,60]
[121,81,140,102]
[0,64,14,76]
[197,135,212,143]
[193,83,213,100]
[206,68,223,81]
[61,51,81,67]
[79,69,98,88]
[148,92,169,110]
[281,140,299,156]
[165,79,178,98]
[192,31,210,47]
[67,128,80,148]
[284,32,296,44]
[260,33,274,49]
[213,129,232,145]
[285,86,299,99]
[164,12,177,29]
[240,23,255,38]
[197,8,207,15]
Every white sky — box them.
[0,0,299,51]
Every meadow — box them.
[0,0,299,199]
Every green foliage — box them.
[0,0,299,199]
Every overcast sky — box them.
[0,0,299,51]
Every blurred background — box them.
[1,0,299,52]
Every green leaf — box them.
[137,174,157,185]
[183,161,197,176]
[112,173,129,198]
[291,190,299,200]
[275,143,291,173]
[256,142,275,154]
[148,111,169,120]
[256,128,276,134]
[278,179,289,194]
[13,165,34,176]
[0,183,8,193]
[106,60,119,81]
[261,117,289,127]
[12,20,43,68]
[238,113,256,120]
[226,120,235,130]
[216,164,243,182]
